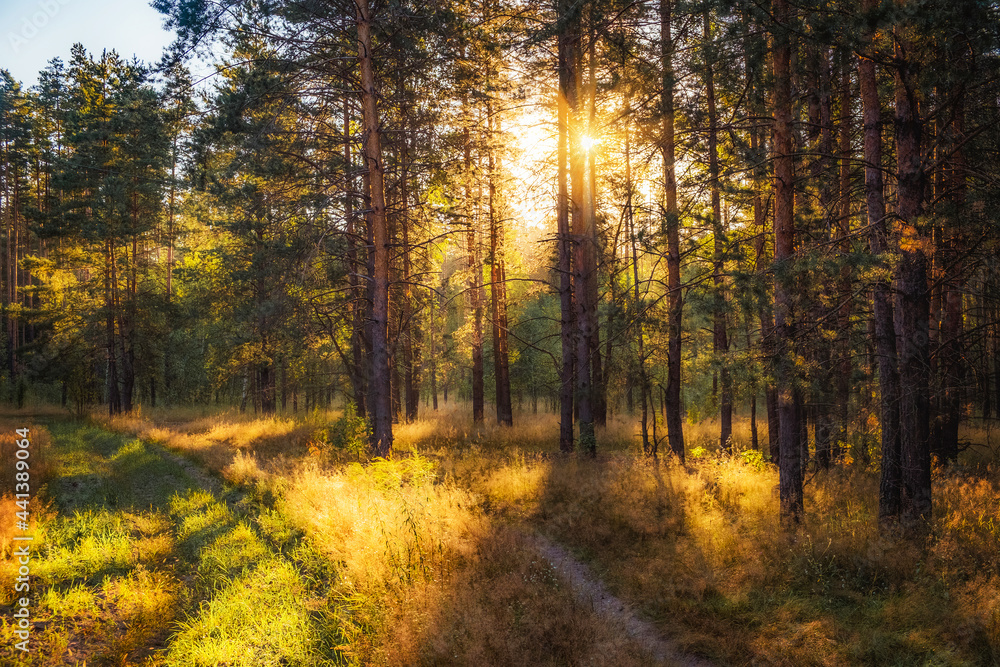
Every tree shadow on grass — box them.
[0,422,342,666]
[354,449,709,665]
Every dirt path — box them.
[529,534,714,667]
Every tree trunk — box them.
[557,5,576,453]
[357,0,392,457]
[567,12,595,455]
[344,99,369,418]
[751,118,780,464]
[836,51,853,461]
[662,0,684,461]
[430,291,439,410]
[625,101,650,455]
[464,123,485,423]
[937,80,966,463]
[705,12,731,452]
[401,117,419,423]
[893,26,931,528]
[586,30,606,429]
[772,0,803,521]
[489,106,513,426]
[814,46,835,469]
[859,17,902,525]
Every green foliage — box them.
[346,454,437,492]
[312,403,369,458]
[740,447,768,470]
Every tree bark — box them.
[489,106,513,426]
[557,1,576,453]
[859,15,902,525]
[705,12,731,452]
[893,24,932,528]
[464,123,485,423]
[936,77,966,464]
[772,0,803,521]
[584,32,606,428]
[357,0,393,457]
[344,98,368,418]
[625,100,650,455]
[836,51,853,461]
[566,11,595,455]
[401,112,419,423]
[662,0,684,461]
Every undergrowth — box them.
[26,405,1000,665]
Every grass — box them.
[0,420,343,665]
[101,407,660,665]
[0,422,55,558]
[5,404,999,664]
[439,422,1000,665]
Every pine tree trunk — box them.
[772,0,803,521]
[836,51,853,461]
[557,7,576,453]
[430,292,438,411]
[663,0,684,461]
[344,100,368,418]
[751,118,780,463]
[893,27,932,528]
[586,32,606,429]
[705,12,731,452]
[625,106,650,455]
[937,81,966,463]
[489,107,513,426]
[401,116,419,423]
[859,19,902,525]
[463,123,485,423]
[357,0,392,457]
[566,12,594,454]
[814,46,836,468]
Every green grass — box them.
[15,407,997,665]
[0,421,346,666]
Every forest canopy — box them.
[2,0,1000,529]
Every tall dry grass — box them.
[395,403,640,453]
[0,422,54,558]
[282,456,654,664]
[92,406,1000,664]
[444,443,1000,664]
[97,406,660,664]
[98,410,325,488]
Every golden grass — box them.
[98,411,320,488]
[0,422,54,558]
[83,406,1000,664]
[92,407,666,664]
[395,404,643,454]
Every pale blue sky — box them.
[1,0,176,87]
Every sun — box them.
[580,135,599,151]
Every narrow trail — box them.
[528,534,715,667]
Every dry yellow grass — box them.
[98,407,662,664]
[91,406,1000,664]
[0,421,54,558]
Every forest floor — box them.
[0,417,346,664]
[1,406,999,665]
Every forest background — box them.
[2,0,1000,663]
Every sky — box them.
[0,0,176,87]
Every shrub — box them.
[311,402,368,458]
